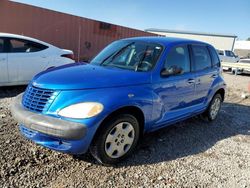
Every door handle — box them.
[187,79,195,84]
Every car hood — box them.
[32,63,151,90]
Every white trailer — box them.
[145,29,237,51]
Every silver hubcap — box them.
[105,122,135,158]
[210,98,221,119]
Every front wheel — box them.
[90,114,140,165]
[203,94,222,121]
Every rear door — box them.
[191,45,218,106]
[0,38,8,84]
[7,38,49,83]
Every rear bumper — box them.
[11,94,86,140]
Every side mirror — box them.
[161,66,183,77]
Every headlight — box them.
[58,102,103,119]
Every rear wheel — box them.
[203,93,222,121]
[90,114,140,165]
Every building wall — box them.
[234,41,250,58]
[0,1,157,61]
[149,31,235,51]
[234,41,250,50]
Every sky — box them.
[13,0,250,40]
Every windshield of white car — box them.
[91,40,163,72]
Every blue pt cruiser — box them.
[11,37,226,164]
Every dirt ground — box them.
[0,72,249,188]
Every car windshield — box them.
[91,40,163,72]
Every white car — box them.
[232,59,250,74]
[217,49,240,71]
[0,33,75,86]
[217,49,240,63]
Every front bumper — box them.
[11,94,86,140]
[11,94,93,154]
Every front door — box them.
[0,38,8,84]
[152,45,196,127]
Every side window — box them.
[192,45,212,71]
[230,51,236,57]
[0,39,4,53]
[164,45,190,74]
[9,39,48,53]
[208,46,220,67]
[225,50,234,57]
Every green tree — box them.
[247,37,250,41]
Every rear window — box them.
[208,46,220,67]
[9,39,48,53]
[192,45,212,71]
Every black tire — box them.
[203,93,222,121]
[90,114,140,165]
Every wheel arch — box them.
[93,105,145,140]
[214,88,225,101]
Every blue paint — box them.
[19,37,226,154]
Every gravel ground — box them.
[0,73,250,188]
[223,72,250,93]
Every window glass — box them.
[164,45,190,74]
[208,46,220,67]
[0,39,4,53]
[91,40,163,72]
[9,39,48,53]
[192,45,212,71]
[230,51,236,57]
[225,50,235,57]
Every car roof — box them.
[0,32,54,47]
[122,36,211,47]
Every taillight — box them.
[61,54,75,61]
